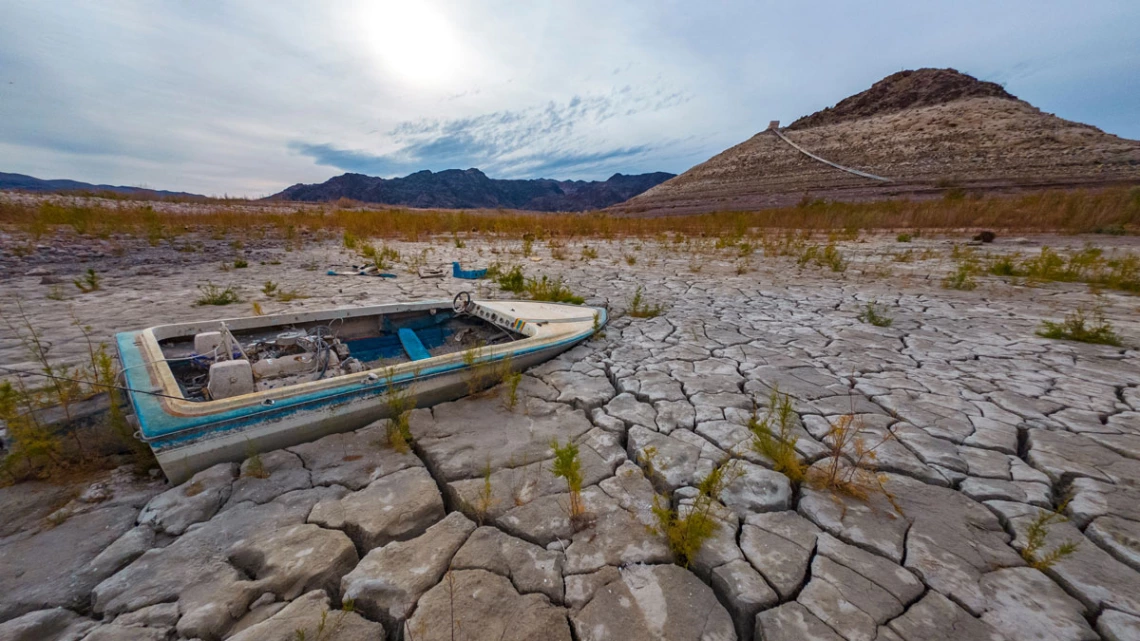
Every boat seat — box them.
[397,328,431,361]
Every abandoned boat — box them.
[116,294,605,483]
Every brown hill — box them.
[613,68,1140,216]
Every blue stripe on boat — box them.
[397,328,431,361]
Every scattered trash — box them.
[327,265,396,278]
[418,266,447,279]
[452,261,488,279]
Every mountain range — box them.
[0,172,200,199]
[268,169,675,211]
[613,68,1140,215]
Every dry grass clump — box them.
[1037,306,1122,346]
[986,245,1140,293]
[0,303,155,484]
[748,389,805,483]
[627,287,665,318]
[651,459,742,568]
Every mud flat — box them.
[1,230,1138,641]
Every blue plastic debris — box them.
[452,261,488,279]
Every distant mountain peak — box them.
[269,169,675,211]
[789,67,1017,130]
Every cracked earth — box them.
[1,230,1139,641]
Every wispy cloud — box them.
[290,89,688,180]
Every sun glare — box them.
[358,2,464,88]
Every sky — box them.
[1,1,1138,197]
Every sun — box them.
[358,2,464,88]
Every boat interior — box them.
[158,306,524,401]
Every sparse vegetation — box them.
[627,287,665,318]
[525,275,584,304]
[896,233,912,242]
[550,438,587,528]
[1020,504,1080,571]
[244,445,270,479]
[293,599,357,641]
[748,389,805,484]
[1037,306,1122,346]
[382,369,416,452]
[233,259,248,268]
[5,187,1135,246]
[807,413,901,514]
[73,268,101,293]
[495,265,526,294]
[502,370,522,411]
[580,246,598,260]
[798,243,846,272]
[981,246,1139,293]
[1,303,155,483]
[943,249,979,290]
[857,301,894,327]
[651,459,741,568]
[473,462,496,525]
[195,283,241,306]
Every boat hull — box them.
[116,299,603,483]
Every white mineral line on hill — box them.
[770,128,892,182]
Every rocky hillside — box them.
[613,68,1140,215]
[270,169,675,211]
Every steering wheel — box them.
[453,291,473,314]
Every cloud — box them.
[289,89,686,180]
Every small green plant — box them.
[807,413,901,515]
[73,268,101,293]
[473,462,496,525]
[896,233,912,242]
[942,261,978,290]
[382,369,416,452]
[627,287,665,319]
[262,280,279,297]
[522,236,534,257]
[453,232,466,249]
[748,389,804,484]
[550,439,586,527]
[1037,307,1122,346]
[624,254,637,266]
[195,283,241,306]
[244,444,270,479]
[496,265,526,293]
[46,285,66,301]
[581,246,598,260]
[798,243,846,272]
[293,599,356,641]
[343,231,358,250]
[651,459,741,568]
[987,254,1019,277]
[525,276,584,304]
[591,311,606,340]
[857,301,894,327]
[502,370,522,411]
[233,259,248,269]
[1021,504,1079,571]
